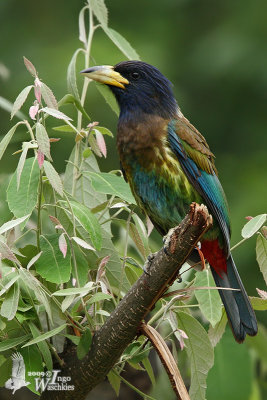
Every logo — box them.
[4,352,74,394]
[5,352,30,394]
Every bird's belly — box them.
[128,161,202,234]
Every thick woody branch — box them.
[40,203,212,400]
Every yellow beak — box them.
[80,65,129,89]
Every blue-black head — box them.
[81,61,178,121]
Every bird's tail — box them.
[211,254,257,342]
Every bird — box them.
[81,61,257,342]
[5,352,30,394]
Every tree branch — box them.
[40,203,212,400]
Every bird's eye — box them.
[131,71,140,80]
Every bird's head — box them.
[81,61,178,121]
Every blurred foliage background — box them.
[0,0,266,399]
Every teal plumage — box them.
[81,61,257,342]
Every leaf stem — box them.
[230,237,248,251]
[37,170,43,252]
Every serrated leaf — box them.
[36,122,52,160]
[0,334,31,352]
[0,121,23,160]
[79,5,89,45]
[41,107,72,121]
[0,214,30,235]
[85,171,136,204]
[67,49,83,100]
[23,56,37,77]
[7,157,39,223]
[94,126,113,137]
[0,240,21,266]
[68,200,102,250]
[178,311,214,400]
[40,82,58,109]
[11,85,33,119]
[102,27,140,60]
[77,328,92,360]
[72,236,95,251]
[96,83,119,115]
[35,234,71,283]
[43,160,63,196]
[208,309,227,347]
[108,370,121,396]
[195,269,222,327]
[90,0,108,26]
[58,94,90,121]
[95,129,107,158]
[22,324,67,347]
[0,281,19,320]
[28,322,53,370]
[242,214,267,239]
[256,233,267,285]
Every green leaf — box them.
[250,296,267,310]
[11,85,33,119]
[67,49,83,100]
[142,357,156,386]
[0,334,31,351]
[207,328,253,400]
[77,328,92,360]
[256,233,267,285]
[17,142,32,190]
[102,27,140,60]
[94,126,113,137]
[36,122,52,160]
[68,200,102,250]
[0,274,19,296]
[208,309,227,347]
[108,370,121,396]
[63,333,80,345]
[90,0,108,26]
[35,234,71,284]
[52,124,76,133]
[87,292,112,305]
[0,96,26,120]
[22,324,67,347]
[132,214,151,256]
[0,281,19,320]
[0,239,21,265]
[7,157,39,223]
[129,222,147,259]
[194,269,222,327]
[242,214,267,238]
[28,322,53,370]
[0,214,30,235]
[43,160,63,197]
[53,283,95,296]
[85,171,136,204]
[41,106,72,121]
[58,94,90,121]
[0,122,24,160]
[20,345,44,394]
[40,82,58,110]
[78,5,89,45]
[178,311,214,400]
[96,83,119,115]
[19,268,53,323]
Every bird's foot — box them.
[195,242,206,270]
[143,253,156,275]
